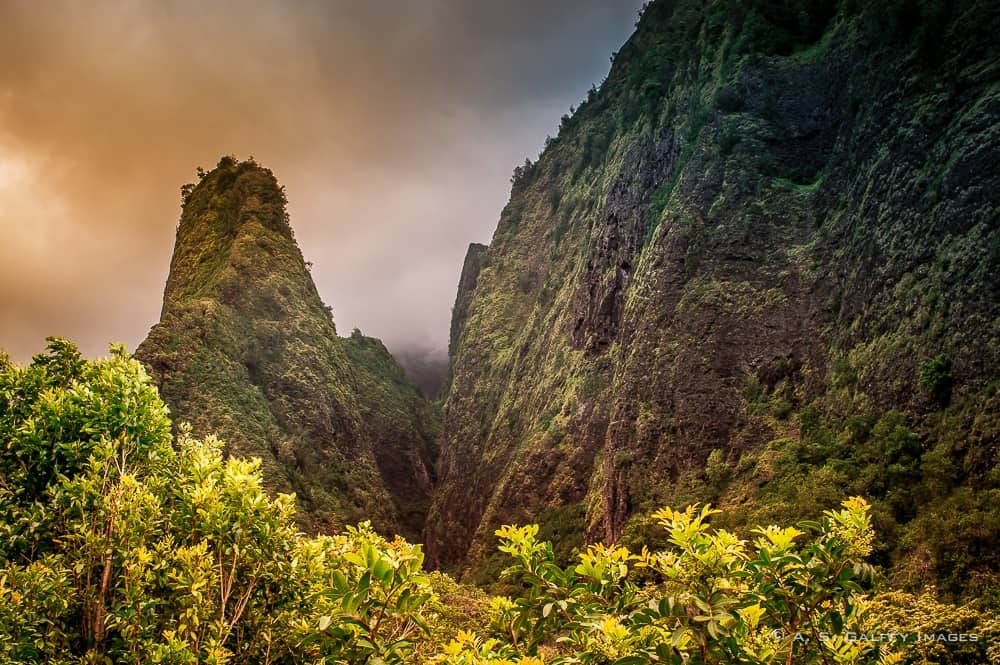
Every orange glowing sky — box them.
[0,0,643,364]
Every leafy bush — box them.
[714,87,743,113]
[919,354,953,405]
[0,340,434,664]
[442,499,895,664]
[864,589,1000,664]
[511,158,536,191]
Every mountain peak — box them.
[138,159,439,538]
[164,156,325,318]
[179,157,293,246]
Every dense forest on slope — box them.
[429,0,1000,601]
[136,157,438,541]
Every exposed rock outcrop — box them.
[450,243,489,359]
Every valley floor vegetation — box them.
[2,340,997,664]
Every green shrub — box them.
[0,340,434,664]
[705,448,731,487]
[718,126,742,156]
[919,354,953,405]
[714,86,743,113]
[449,498,892,664]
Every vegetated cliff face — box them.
[450,243,489,359]
[137,157,438,540]
[429,0,1000,596]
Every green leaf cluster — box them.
[444,499,895,665]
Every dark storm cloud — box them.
[0,0,643,364]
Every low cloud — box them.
[0,0,643,364]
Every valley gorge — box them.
[7,1,1000,661]
[135,0,999,602]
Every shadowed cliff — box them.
[428,0,1000,598]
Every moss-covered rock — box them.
[429,0,1000,599]
[138,157,439,540]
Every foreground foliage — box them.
[0,341,429,664]
[1,341,995,664]
[443,500,893,665]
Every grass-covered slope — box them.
[429,0,1000,598]
[137,157,438,539]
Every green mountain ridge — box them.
[130,0,999,601]
[136,156,438,541]
[427,0,999,599]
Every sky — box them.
[0,0,644,366]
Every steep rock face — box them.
[138,157,438,539]
[343,330,439,530]
[450,243,489,359]
[429,0,999,595]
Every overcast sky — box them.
[0,0,643,364]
